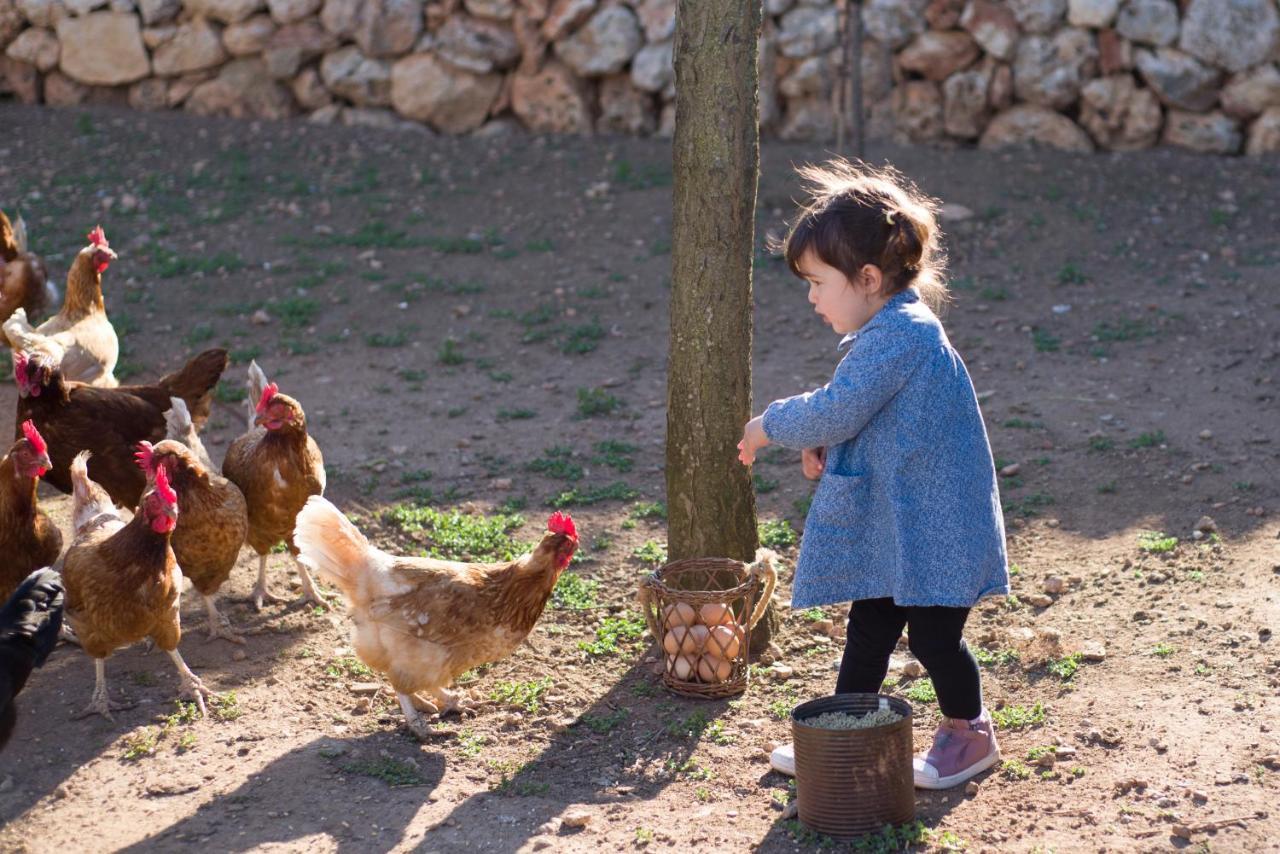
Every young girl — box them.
[738,160,1009,790]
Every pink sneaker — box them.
[913,710,1000,789]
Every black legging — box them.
[835,597,982,720]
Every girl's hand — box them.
[801,447,826,480]
[737,416,769,465]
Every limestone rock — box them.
[152,17,227,77]
[1135,47,1222,112]
[16,0,68,28]
[1097,27,1131,74]
[63,0,105,15]
[988,59,1013,109]
[596,73,655,134]
[56,12,151,84]
[267,0,319,24]
[187,0,264,24]
[779,94,835,140]
[1179,0,1279,75]
[1,1,23,53]
[319,0,357,38]
[925,0,964,30]
[777,4,837,58]
[353,0,422,58]
[980,104,1094,152]
[540,0,594,41]
[1162,109,1242,154]
[898,30,979,81]
[510,7,545,73]
[389,51,500,133]
[2,55,39,101]
[137,0,178,25]
[1008,0,1065,34]
[435,14,519,74]
[1245,107,1280,155]
[892,79,943,141]
[186,56,296,118]
[465,0,514,21]
[223,14,275,56]
[127,76,168,109]
[862,0,928,50]
[942,64,991,138]
[634,0,672,43]
[320,44,391,105]
[290,65,330,108]
[779,52,832,99]
[1080,73,1161,149]
[554,4,640,76]
[960,0,1019,62]
[511,59,590,132]
[629,38,670,93]
[1221,65,1280,120]
[1115,0,1177,48]
[5,26,58,72]
[1068,0,1117,29]
[141,24,174,48]
[1013,29,1097,110]
[42,69,86,103]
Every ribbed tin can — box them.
[791,693,915,840]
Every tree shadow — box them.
[112,732,444,853]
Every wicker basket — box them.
[638,553,777,699]
[792,693,915,840]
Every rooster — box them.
[136,440,249,644]
[61,453,210,719]
[0,209,57,331]
[0,421,62,602]
[295,499,578,740]
[3,225,118,386]
[13,347,228,508]
[0,568,64,751]
[222,374,328,611]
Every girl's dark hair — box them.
[780,159,948,312]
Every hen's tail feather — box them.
[69,451,117,535]
[294,496,375,600]
[11,214,28,254]
[165,397,214,470]
[2,308,48,356]
[156,348,228,429]
[245,360,269,431]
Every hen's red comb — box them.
[255,382,279,415]
[134,441,154,474]
[87,225,108,248]
[547,511,577,540]
[153,464,177,506]
[13,352,26,381]
[21,420,46,456]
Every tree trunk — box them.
[666,0,775,651]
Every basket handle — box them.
[745,549,779,629]
[637,578,662,641]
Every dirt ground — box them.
[0,103,1277,853]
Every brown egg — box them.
[707,624,742,659]
[662,626,686,656]
[663,602,697,629]
[684,624,710,656]
[671,654,697,681]
[698,654,733,683]
[698,602,735,626]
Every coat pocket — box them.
[809,472,869,528]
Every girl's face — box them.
[796,250,890,335]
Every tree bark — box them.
[667,0,774,650]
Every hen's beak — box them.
[36,453,52,472]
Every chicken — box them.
[0,568,64,751]
[295,498,578,740]
[244,359,268,432]
[164,397,214,470]
[0,421,62,602]
[61,453,210,719]
[0,209,57,330]
[136,439,248,644]
[3,225,118,386]
[222,375,328,611]
[13,347,228,508]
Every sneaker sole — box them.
[913,747,1001,790]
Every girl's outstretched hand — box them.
[801,447,826,480]
[738,415,769,465]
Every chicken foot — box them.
[75,659,132,720]
[292,556,331,611]
[397,691,436,741]
[202,594,245,644]
[167,648,211,716]
[250,554,286,611]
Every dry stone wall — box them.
[2,0,1278,154]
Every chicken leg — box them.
[251,553,285,611]
[292,556,330,611]
[76,658,130,720]
[397,691,435,741]
[429,685,478,718]
[167,649,211,716]
[202,594,245,644]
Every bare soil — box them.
[1,103,1278,853]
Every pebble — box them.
[999,463,1021,478]
[1199,429,1213,440]
[901,660,925,678]
[561,810,592,829]
[230,649,247,662]
[1194,516,1217,534]
[349,682,382,696]
[250,309,272,325]
[1042,576,1067,594]
[965,781,980,795]
[1025,594,1054,608]
[769,664,795,681]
